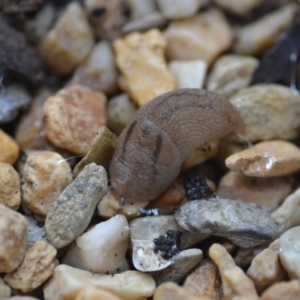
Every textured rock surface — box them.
[0,278,11,300]
[175,198,278,247]
[25,215,47,248]
[4,240,57,293]
[45,163,107,249]
[260,280,300,300]
[0,129,19,165]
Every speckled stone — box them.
[0,129,19,165]
[25,215,46,248]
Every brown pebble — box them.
[260,280,300,300]
[0,129,19,165]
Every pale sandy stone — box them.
[0,204,28,273]
[164,9,233,65]
[39,2,94,76]
[75,286,123,300]
[272,187,300,235]
[113,29,176,107]
[229,84,300,142]
[0,129,19,165]
[43,85,106,155]
[73,126,117,177]
[63,215,130,274]
[169,60,207,89]
[183,259,223,300]
[207,54,259,98]
[97,190,148,220]
[43,265,156,300]
[126,0,157,20]
[69,41,118,96]
[260,280,300,300]
[157,0,203,19]
[217,172,293,211]
[0,278,11,300]
[4,240,57,293]
[209,243,259,300]
[21,151,73,219]
[234,3,298,55]
[279,226,300,280]
[246,239,288,293]
[0,163,21,210]
[212,0,263,15]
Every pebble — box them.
[0,204,28,273]
[169,60,207,89]
[209,243,259,300]
[164,9,233,65]
[45,163,107,249]
[0,129,19,165]
[113,29,176,107]
[152,249,203,285]
[212,0,263,15]
[39,2,94,76]
[126,0,157,20]
[271,187,300,235]
[68,41,118,96]
[175,198,278,247]
[157,0,203,19]
[4,240,57,293]
[247,239,288,293]
[63,215,129,274]
[73,126,117,177]
[206,54,259,98]
[84,0,127,40]
[107,93,137,135]
[130,216,208,272]
[260,280,300,300]
[21,151,73,219]
[6,297,40,300]
[0,84,31,124]
[279,226,300,280]
[229,84,300,142]
[43,85,107,155]
[226,140,300,177]
[43,265,156,300]
[75,286,123,300]
[0,163,21,210]
[217,171,293,211]
[25,215,47,248]
[0,278,11,300]
[183,259,223,300]
[234,3,298,55]
[97,189,149,220]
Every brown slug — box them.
[109,88,245,203]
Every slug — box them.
[109,88,245,203]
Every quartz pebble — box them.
[175,198,278,247]
[169,60,207,89]
[212,0,263,15]
[4,240,57,293]
[217,172,292,211]
[234,3,298,55]
[229,84,300,142]
[260,280,300,300]
[39,2,94,76]
[113,29,176,107]
[45,163,107,249]
[0,278,11,300]
[206,54,259,98]
[247,239,288,293]
[69,41,118,95]
[63,215,130,274]
[0,163,21,210]
[25,215,47,248]
[183,259,223,300]
[107,94,137,135]
[73,126,117,177]
[0,204,28,273]
[209,243,259,300]
[164,9,233,65]
[157,0,203,20]
[43,85,107,155]
[0,129,19,165]
[21,151,73,219]
[226,140,300,178]
[279,226,300,280]
[126,0,157,20]
[43,265,156,300]
[75,286,123,300]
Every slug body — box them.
[109,89,244,203]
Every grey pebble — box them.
[25,215,47,248]
[175,198,278,248]
[45,163,107,249]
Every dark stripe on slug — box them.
[121,120,137,155]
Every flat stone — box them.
[0,129,19,165]
[43,265,156,300]
[0,278,11,300]
[260,280,300,300]
[175,198,278,247]
[212,0,262,15]
[45,163,107,249]
[229,84,300,142]
[75,286,123,300]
